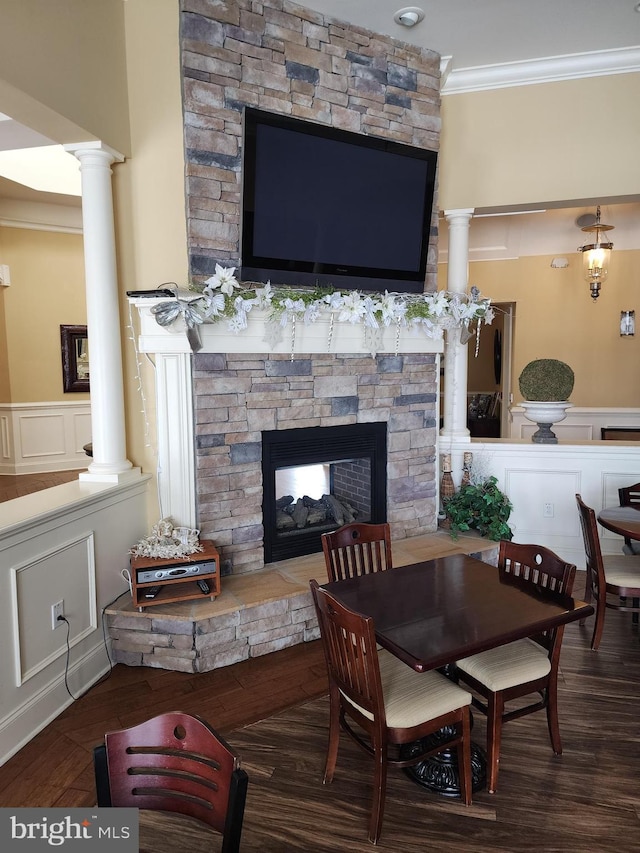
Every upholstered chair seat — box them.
[457,638,551,693]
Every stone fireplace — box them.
[132,304,444,575]
[193,347,439,573]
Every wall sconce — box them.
[620,310,635,337]
[578,205,614,301]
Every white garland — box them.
[150,264,495,352]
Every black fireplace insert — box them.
[262,422,387,563]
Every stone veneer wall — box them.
[180,0,442,573]
[180,0,441,281]
[194,352,438,573]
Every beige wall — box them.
[0,273,9,401]
[0,226,86,403]
[0,0,130,153]
[1,0,639,485]
[440,249,640,408]
[116,0,188,505]
[439,73,640,210]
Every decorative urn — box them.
[518,359,574,444]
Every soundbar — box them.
[137,559,217,584]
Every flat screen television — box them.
[240,108,438,294]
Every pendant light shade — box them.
[578,205,614,301]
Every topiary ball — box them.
[518,359,574,401]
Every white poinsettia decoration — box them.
[203,263,239,297]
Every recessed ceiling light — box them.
[393,7,425,27]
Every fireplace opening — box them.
[262,423,387,563]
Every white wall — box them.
[445,438,640,569]
[0,477,150,765]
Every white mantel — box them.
[132,297,445,357]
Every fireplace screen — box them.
[262,423,387,562]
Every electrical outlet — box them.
[51,600,64,630]
[543,502,554,518]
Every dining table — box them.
[320,552,594,795]
[597,504,640,542]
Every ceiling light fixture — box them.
[578,205,614,301]
[393,7,425,27]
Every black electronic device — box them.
[197,578,211,595]
[240,107,437,295]
[144,585,162,599]
[137,558,217,584]
[126,288,176,298]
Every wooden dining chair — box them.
[576,494,640,649]
[93,711,248,853]
[310,579,472,844]
[454,540,576,795]
[618,482,640,555]
[321,521,393,583]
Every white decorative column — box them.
[64,142,139,482]
[441,208,474,442]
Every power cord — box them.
[57,586,131,701]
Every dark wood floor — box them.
[0,470,85,503]
[0,577,639,851]
[0,638,328,809]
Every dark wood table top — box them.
[321,553,593,673]
[597,505,640,541]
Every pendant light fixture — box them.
[578,205,614,301]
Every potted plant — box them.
[518,358,574,444]
[444,475,513,541]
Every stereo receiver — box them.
[137,559,217,584]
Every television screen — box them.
[240,108,437,294]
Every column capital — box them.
[443,208,475,224]
[63,141,125,166]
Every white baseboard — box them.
[0,401,91,474]
[0,640,111,766]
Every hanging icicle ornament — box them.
[290,312,296,362]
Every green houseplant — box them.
[518,359,574,444]
[444,476,513,541]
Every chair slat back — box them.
[618,482,640,507]
[321,522,392,582]
[310,579,384,721]
[498,540,576,654]
[101,711,247,852]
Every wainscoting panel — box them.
[448,438,640,570]
[0,402,91,474]
[10,532,97,686]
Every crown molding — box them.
[442,46,640,95]
[0,198,82,233]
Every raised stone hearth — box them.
[107,531,498,673]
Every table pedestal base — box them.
[401,726,487,797]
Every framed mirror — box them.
[60,325,90,392]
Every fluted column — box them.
[441,208,474,442]
[64,142,138,482]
